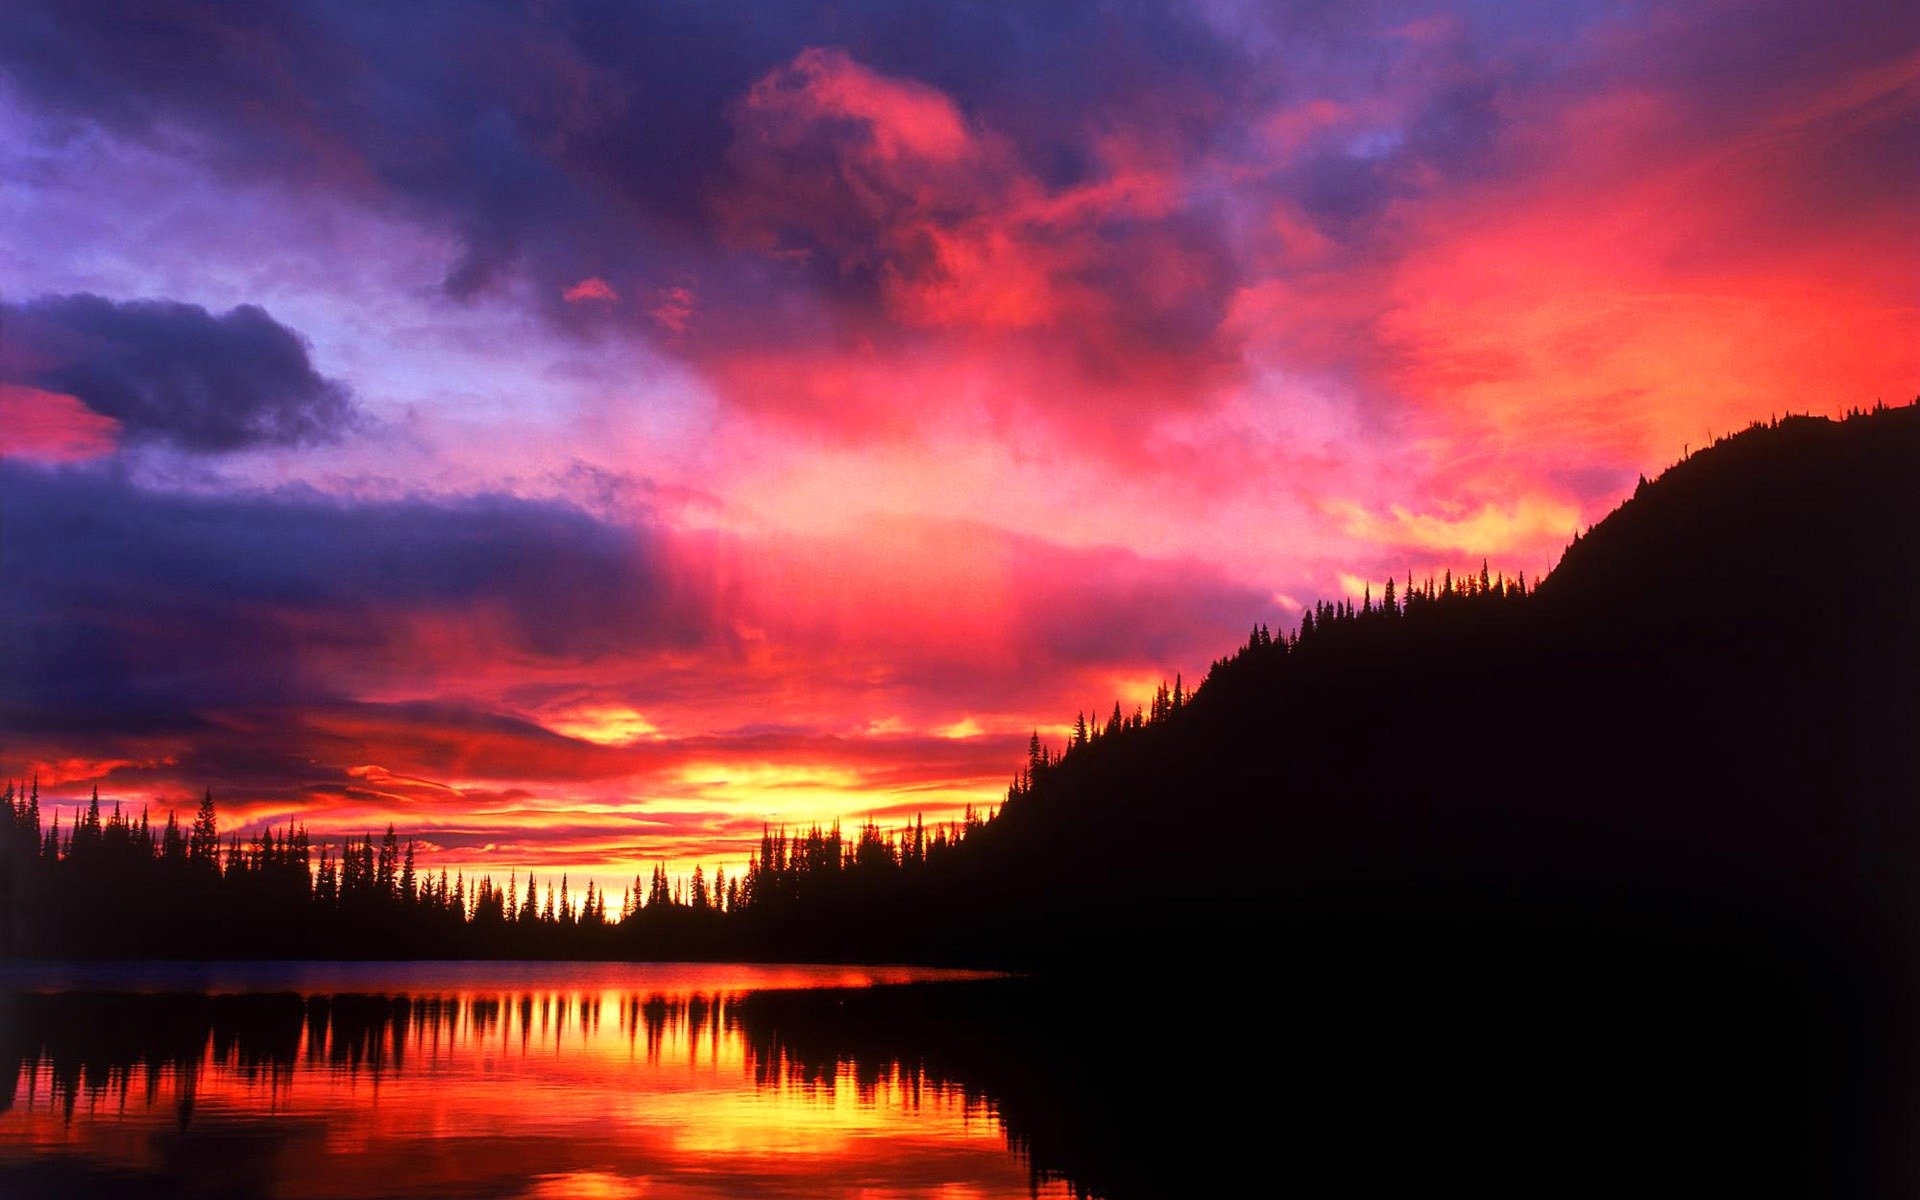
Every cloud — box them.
[563,277,620,303]
[711,46,1242,427]
[0,456,1262,737]
[1,294,356,451]
[649,286,695,334]
[0,456,1269,873]
[0,460,698,728]
[1356,34,1920,479]
[0,384,120,462]
[1324,495,1581,561]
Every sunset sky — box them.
[2,1,1914,890]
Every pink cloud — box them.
[1368,56,1920,481]
[1259,98,1373,160]
[758,47,974,164]
[721,48,1048,328]
[0,384,120,462]
[564,276,621,303]
[710,47,1241,438]
[649,285,695,334]
[1221,38,1920,568]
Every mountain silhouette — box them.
[897,403,1920,960]
[846,401,1917,1197]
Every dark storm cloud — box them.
[2,294,356,451]
[6,0,1904,314]
[0,460,701,728]
[0,2,1253,313]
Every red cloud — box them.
[722,48,1054,330]
[1224,39,1920,564]
[0,384,120,461]
[563,276,620,303]
[649,285,695,334]
[760,47,974,164]
[710,47,1241,438]
[1391,70,1915,484]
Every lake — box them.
[0,961,1056,1199]
[0,939,1876,1197]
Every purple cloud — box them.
[2,294,355,451]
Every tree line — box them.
[2,553,1542,961]
[1001,561,1532,808]
[0,774,993,959]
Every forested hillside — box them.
[918,402,1920,965]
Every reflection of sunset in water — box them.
[0,967,1066,1199]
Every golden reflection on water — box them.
[0,976,1069,1199]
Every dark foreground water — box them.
[0,932,1897,1197]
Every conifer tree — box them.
[189,790,220,869]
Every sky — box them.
[1,0,1914,891]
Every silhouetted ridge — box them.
[906,404,1920,956]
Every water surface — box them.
[0,960,1055,1199]
[0,940,1863,1198]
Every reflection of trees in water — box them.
[0,985,1079,1188]
[1,990,727,1118]
[0,981,1093,1199]
[0,987,993,1114]
[0,986,995,1116]
[0,954,1864,1200]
